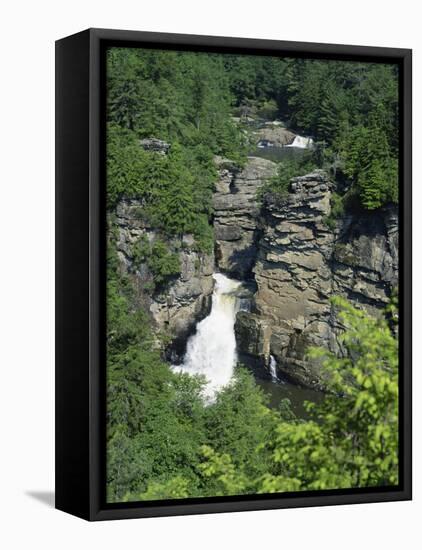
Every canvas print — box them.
[105,47,399,503]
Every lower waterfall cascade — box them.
[173,273,242,399]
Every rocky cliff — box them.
[113,149,398,389]
[230,169,398,389]
[114,198,214,360]
[213,156,277,278]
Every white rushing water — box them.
[173,273,241,398]
[286,135,314,148]
[269,355,279,382]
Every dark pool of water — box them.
[248,146,307,163]
[256,377,325,419]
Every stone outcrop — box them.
[213,156,277,278]
[234,169,399,388]
[113,198,214,359]
[139,138,170,154]
[331,209,398,317]
[254,126,296,147]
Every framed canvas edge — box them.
[56,28,412,522]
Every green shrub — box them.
[133,236,180,289]
[259,153,317,199]
[257,99,279,120]
[323,191,345,230]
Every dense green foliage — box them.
[107,256,399,502]
[107,126,216,252]
[260,152,318,198]
[107,48,247,157]
[107,49,399,225]
[106,48,255,254]
[132,236,180,289]
[340,120,398,209]
[223,56,398,211]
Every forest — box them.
[106,47,399,502]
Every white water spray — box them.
[286,135,314,148]
[269,355,279,382]
[174,273,241,398]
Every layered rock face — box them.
[213,156,277,278]
[331,209,398,316]
[234,170,399,388]
[235,171,336,385]
[114,198,214,358]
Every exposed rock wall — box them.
[114,198,214,359]
[331,209,398,316]
[233,170,399,389]
[213,156,277,278]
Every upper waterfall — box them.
[286,135,314,148]
[173,273,241,398]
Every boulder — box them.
[254,127,296,147]
[234,312,271,360]
[139,138,170,155]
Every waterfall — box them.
[269,355,279,382]
[286,135,314,148]
[173,273,241,398]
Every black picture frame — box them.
[55,28,412,521]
